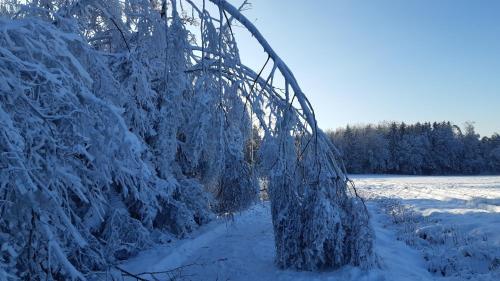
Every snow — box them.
[119,175,499,281]
[369,202,435,281]
[123,203,381,281]
[354,175,500,244]
[356,175,500,280]
[2,1,497,279]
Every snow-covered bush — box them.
[379,198,500,279]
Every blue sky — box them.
[231,0,500,136]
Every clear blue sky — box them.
[230,0,500,137]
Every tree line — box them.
[327,122,500,175]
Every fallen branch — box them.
[114,266,150,281]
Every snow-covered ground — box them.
[117,176,500,281]
[356,175,500,281]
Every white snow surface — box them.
[120,176,500,281]
[356,175,500,281]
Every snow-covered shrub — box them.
[378,198,427,245]
[378,198,500,279]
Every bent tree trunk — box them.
[209,0,374,270]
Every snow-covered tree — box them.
[329,121,498,175]
[0,0,374,279]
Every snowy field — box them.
[118,176,500,281]
[356,175,500,281]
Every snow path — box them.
[124,202,433,281]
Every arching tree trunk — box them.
[209,0,375,270]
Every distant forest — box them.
[327,122,500,175]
